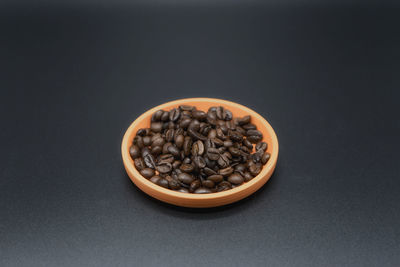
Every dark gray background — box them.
[1,1,399,266]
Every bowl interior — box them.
[121,98,278,205]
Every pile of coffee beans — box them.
[130,105,270,194]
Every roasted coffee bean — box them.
[189,180,201,192]
[192,110,207,121]
[249,163,262,176]
[180,117,192,129]
[216,128,225,140]
[217,154,230,168]
[192,140,205,156]
[228,173,244,185]
[156,162,172,173]
[134,158,145,171]
[172,160,181,169]
[180,163,194,173]
[183,136,193,156]
[217,181,232,191]
[129,145,140,159]
[152,137,165,147]
[202,179,215,188]
[204,167,217,176]
[256,141,268,152]
[178,173,194,184]
[188,119,200,131]
[133,136,144,148]
[150,122,163,133]
[169,108,181,122]
[194,187,212,194]
[206,147,220,161]
[223,140,233,147]
[151,146,162,155]
[176,187,189,193]
[142,136,151,146]
[165,129,175,142]
[140,168,155,178]
[206,111,217,125]
[207,174,223,183]
[262,152,271,165]
[242,123,257,130]
[229,130,243,142]
[160,111,170,121]
[179,105,194,111]
[150,175,161,184]
[208,129,217,139]
[218,147,227,154]
[193,156,206,169]
[162,142,172,154]
[243,172,253,182]
[252,150,263,163]
[234,164,246,174]
[182,157,191,164]
[228,146,241,157]
[223,109,233,121]
[238,115,251,125]
[219,166,234,176]
[246,129,263,144]
[151,110,164,122]
[143,153,156,169]
[200,124,212,135]
[243,139,253,150]
[212,138,224,147]
[168,145,180,158]
[175,134,184,149]
[215,106,224,120]
[157,178,169,188]
[136,128,148,136]
[168,179,181,190]
[159,153,174,164]
[188,128,207,141]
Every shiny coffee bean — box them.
[262,152,271,165]
[249,163,262,176]
[168,145,180,158]
[207,174,223,183]
[134,158,145,171]
[242,123,257,130]
[192,140,205,156]
[169,108,181,122]
[165,129,175,142]
[175,134,184,149]
[129,145,140,159]
[156,162,172,174]
[140,168,155,178]
[243,139,253,150]
[157,178,169,188]
[256,141,268,152]
[246,129,263,144]
[194,187,212,194]
[243,172,253,182]
[178,173,194,184]
[179,105,194,111]
[150,122,163,133]
[192,110,207,121]
[180,163,194,173]
[228,173,244,185]
[238,115,251,125]
[219,166,234,177]
[206,147,220,161]
[176,188,189,193]
[150,175,161,184]
[136,128,148,136]
[202,179,215,188]
[152,137,165,147]
[193,156,206,169]
[172,160,181,169]
[151,146,162,155]
[134,136,144,148]
[151,110,164,122]
[189,180,201,192]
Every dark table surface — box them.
[1,3,399,267]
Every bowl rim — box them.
[121,97,279,201]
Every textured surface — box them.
[1,4,400,267]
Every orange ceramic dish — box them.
[121,98,278,208]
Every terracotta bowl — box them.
[121,98,278,208]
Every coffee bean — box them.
[211,138,224,147]
[223,109,233,121]
[207,174,223,183]
[192,140,205,156]
[206,111,217,125]
[168,179,181,190]
[206,147,220,161]
[188,128,207,141]
[168,145,180,158]
[202,179,215,188]
[180,117,192,129]
[228,146,241,157]
[152,137,165,147]
[182,157,191,164]
[179,105,194,111]
[262,152,271,165]
[176,187,189,193]
[169,108,181,122]
[151,146,162,155]
[249,163,262,176]
[156,162,172,173]
[256,141,268,152]
[143,153,156,169]
[219,166,234,176]
[238,115,251,125]
[160,111,170,121]
[208,129,217,139]
[234,164,246,174]
[192,110,207,121]
[165,129,175,142]
[129,145,140,159]
[183,136,193,156]
[140,168,155,178]
[189,180,201,192]
[136,128,148,136]
[157,178,169,188]
[194,187,212,194]
[134,136,144,149]
[217,154,230,168]
[243,139,253,150]
[178,173,194,184]
[150,122,163,133]
[150,175,161,184]
[193,156,206,169]
[242,123,256,130]
[172,160,181,169]
[229,130,243,142]
[180,163,194,173]
[151,110,164,122]
[243,172,253,182]
[134,158,145,171]
[142,136,151,146]
[217,181,232,191]
[175,134,184,149]
[246,129,263,143]
[228,173,244,185]
[159,153,174,164]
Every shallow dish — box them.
[121,98,278,208]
